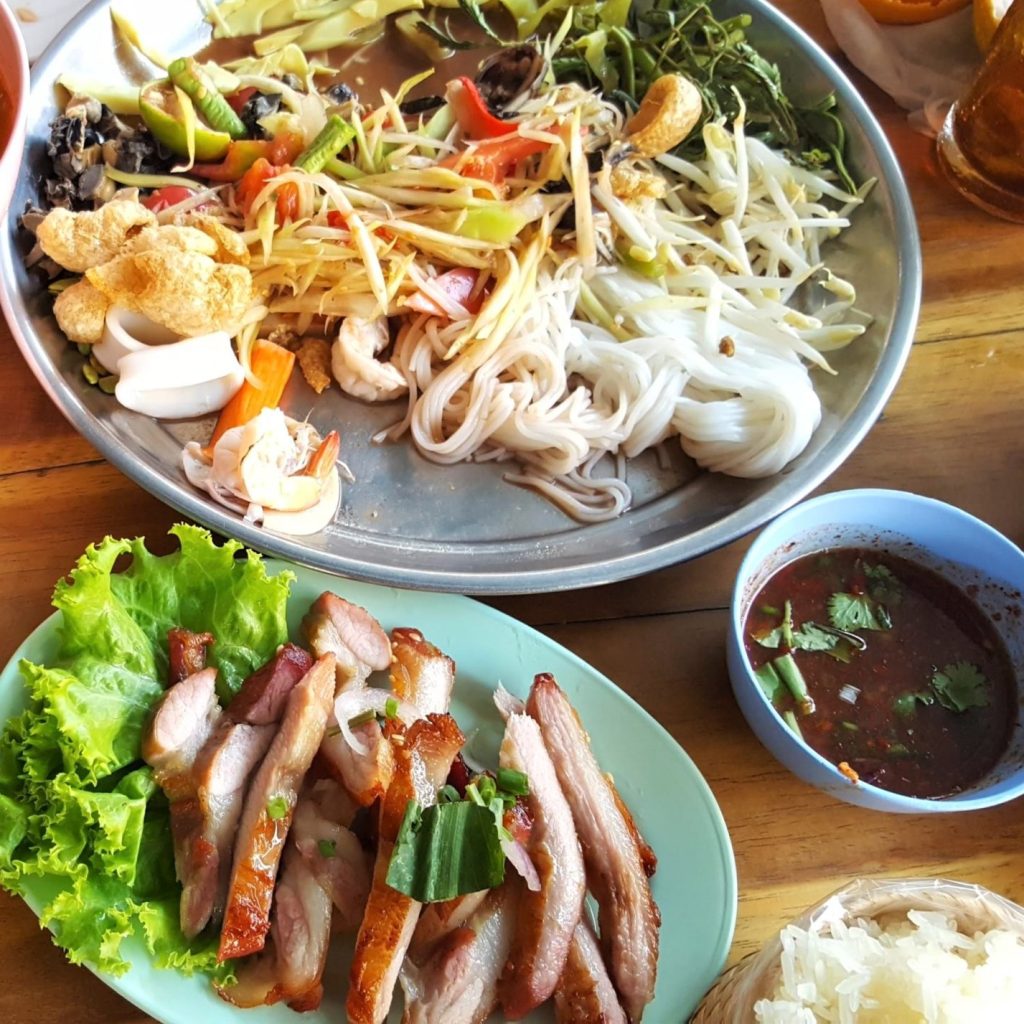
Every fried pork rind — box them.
[181,213,251,266]
[87,250,253,337]
[296,337,332,394]
[120,225,219,259]
[53,278,110,345]
[36,200,156,273]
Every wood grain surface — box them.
[2,3,1023,1023]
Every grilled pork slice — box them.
[319,715,396,807]
[557,921,626,1024]
[302,592,391,692]
[400,885,517,1024]
[177,645,313,936]
[219,840,332,1011]
[166,628,214,686]
[218,780,370,1012]
[408,891,490,961]
[227,644,314,725]
[528,674,660,1023]
[347,714,464,1024]
[389,628,455,715]
[555,920,628,1024]
[291,779,371,932]
[189,720,275,932]
[218,654,336,961]
[142,667,221,939]
[498,712,586,1020]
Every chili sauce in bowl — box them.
[744,548,1016,798]
[727,489,1024,813]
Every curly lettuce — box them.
[0,524,293,977]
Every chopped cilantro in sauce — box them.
[745,548,1015,798]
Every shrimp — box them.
[182,408,343,535]
[238,410,340,513]
[331,316,407,403]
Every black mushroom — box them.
[41,96,172,210]
[475,44,545,111]
[239,91,283,139]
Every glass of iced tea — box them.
[936,0,1024,222]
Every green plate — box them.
[1,560,736,1022]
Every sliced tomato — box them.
[142,186,199,213]
[237,157,300,222]
[441,135,551,185]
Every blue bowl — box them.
[727,489,1024,813]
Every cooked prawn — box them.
[331,316,407,403]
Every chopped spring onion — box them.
[497,768,530,797]
[266,795,288,820]
[438,784,461,804]
[347,708,377,729]
[384,697,399,720]
[386,798,505,903]
[838,684,861,706]
[318,839,337,858]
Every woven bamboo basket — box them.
[690,877,1024,1022]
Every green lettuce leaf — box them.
[0,525,293,978]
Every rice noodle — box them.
[221,75,867,521]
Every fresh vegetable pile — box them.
[0,525,291,976]
[28,0,869,531]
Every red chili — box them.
[447,76,512,140]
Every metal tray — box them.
[0,0,921,594]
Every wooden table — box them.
[2,4,1023,1022]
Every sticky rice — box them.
[754,909,1024,1023]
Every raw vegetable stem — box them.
[208,338,295,449]
[783,710,803,739]
[296,115,357,174]
[168,57,247,139]
[774,653,814,715]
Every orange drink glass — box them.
[937,0,1024,221]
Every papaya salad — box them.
[26,0,869,530]
[0,526,660,1021]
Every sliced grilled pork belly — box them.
[302,592,391,692]
[319,713,396,807]
[400,884,517,1024]
[142,667,221,939]
[408,890,490,961]
[291,779,370,932]
[347,714,464,1024]
[218,780,369,1012]
[527,674,660,1023]
[166,628,214,686]
[554,920,628,1024]
[389,628,455,715]
[143,668,221,788]
[227,644,314,725]
[218,654,335,961]
[218,840,332,1011]
[189,720,275,933]
[498,712,586,1020]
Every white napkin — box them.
[819,0,982,135]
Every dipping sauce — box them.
[0,73,10,154]
[745,548,1017,798]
